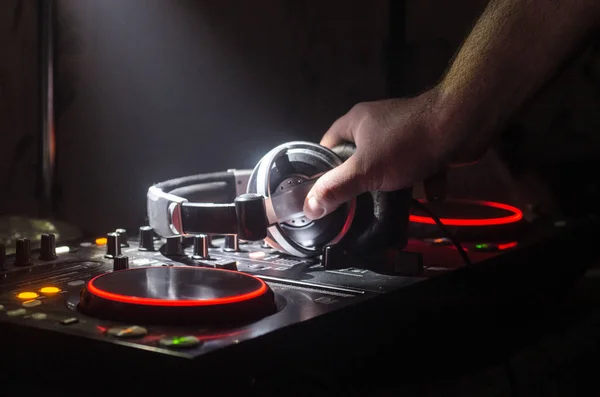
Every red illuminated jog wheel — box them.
[410,199,523,226]
[409,199,525,242]
[78,266,277,325]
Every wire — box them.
[410,199,472,266]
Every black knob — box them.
[105,232,121,258]
[165,236,184,256]
[138,226,155,251]
[192,235,210,259]
[223,235,239,252]
[15,238,33,267]
[234,194,268,241]
[39,233,58,260]
[115,228,129,247]
[113,255,129,271]
[0,244,6,270]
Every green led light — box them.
[475,244,488,249]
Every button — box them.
[0,304,4,310]
[106,325,148,338]
[60,317,79,325]
[39,233,58,260]
[17,292,39,300]
[158,336,201,349]
[214,260,238,271]
[68,280,85,286]
[40,286,61,294]
[31,313,47,320]
[138,226,155,251]
[22,299,42,308]
[7,308,27,316]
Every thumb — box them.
[303,156,368,220]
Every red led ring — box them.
[410,199,523,227]
[86,266,268,307]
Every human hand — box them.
[302,88,487,220]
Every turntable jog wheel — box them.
[409,198,525,242]
[78,267,277,325]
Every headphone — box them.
[147,141,412,258]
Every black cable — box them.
[411,199,472,266]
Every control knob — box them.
[116,228,129,247]
[113,255,129,271]
[39,233,58,260]
[0,244,6,270]
[192,234,210,259]
[14,238,33,267]
[223,235,239,252]
[104,232,121,258]
[165,236,184,256]
[138,226,155,251]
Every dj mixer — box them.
[1,200,598,395]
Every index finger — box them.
[319,113,355,148]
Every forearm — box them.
[434,0,600,163]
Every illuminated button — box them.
[40,286,61,294]
[60,317,79,325]
[22,299,42,308]
[17,292,39,300]
[95,237,108,246]
[158,336,201,349]
[106,325,148,338]
[31,313,47,320]
[7,308,27,317]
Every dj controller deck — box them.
[1,205,599,394]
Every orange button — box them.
[17,292,39,300]
[40,287,61,294]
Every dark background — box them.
[1,0,599,236]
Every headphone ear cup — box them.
[331,143,411,255]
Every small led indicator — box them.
[95,238,108,246]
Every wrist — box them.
[425,84,496,166]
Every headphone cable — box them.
[410,199,472,267]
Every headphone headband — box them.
[147,169,319,241]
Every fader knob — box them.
[223,235,239,252]
[113,255,129,271]
[39,233,58,260]
[0,244,6,270]
[115,228,129,247]
[104,232,121,258]
[14,238,33,267]
[192,234,210,259]
[138,226,155,251]
[165,236,184,256]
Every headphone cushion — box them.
[332,144,411,254]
